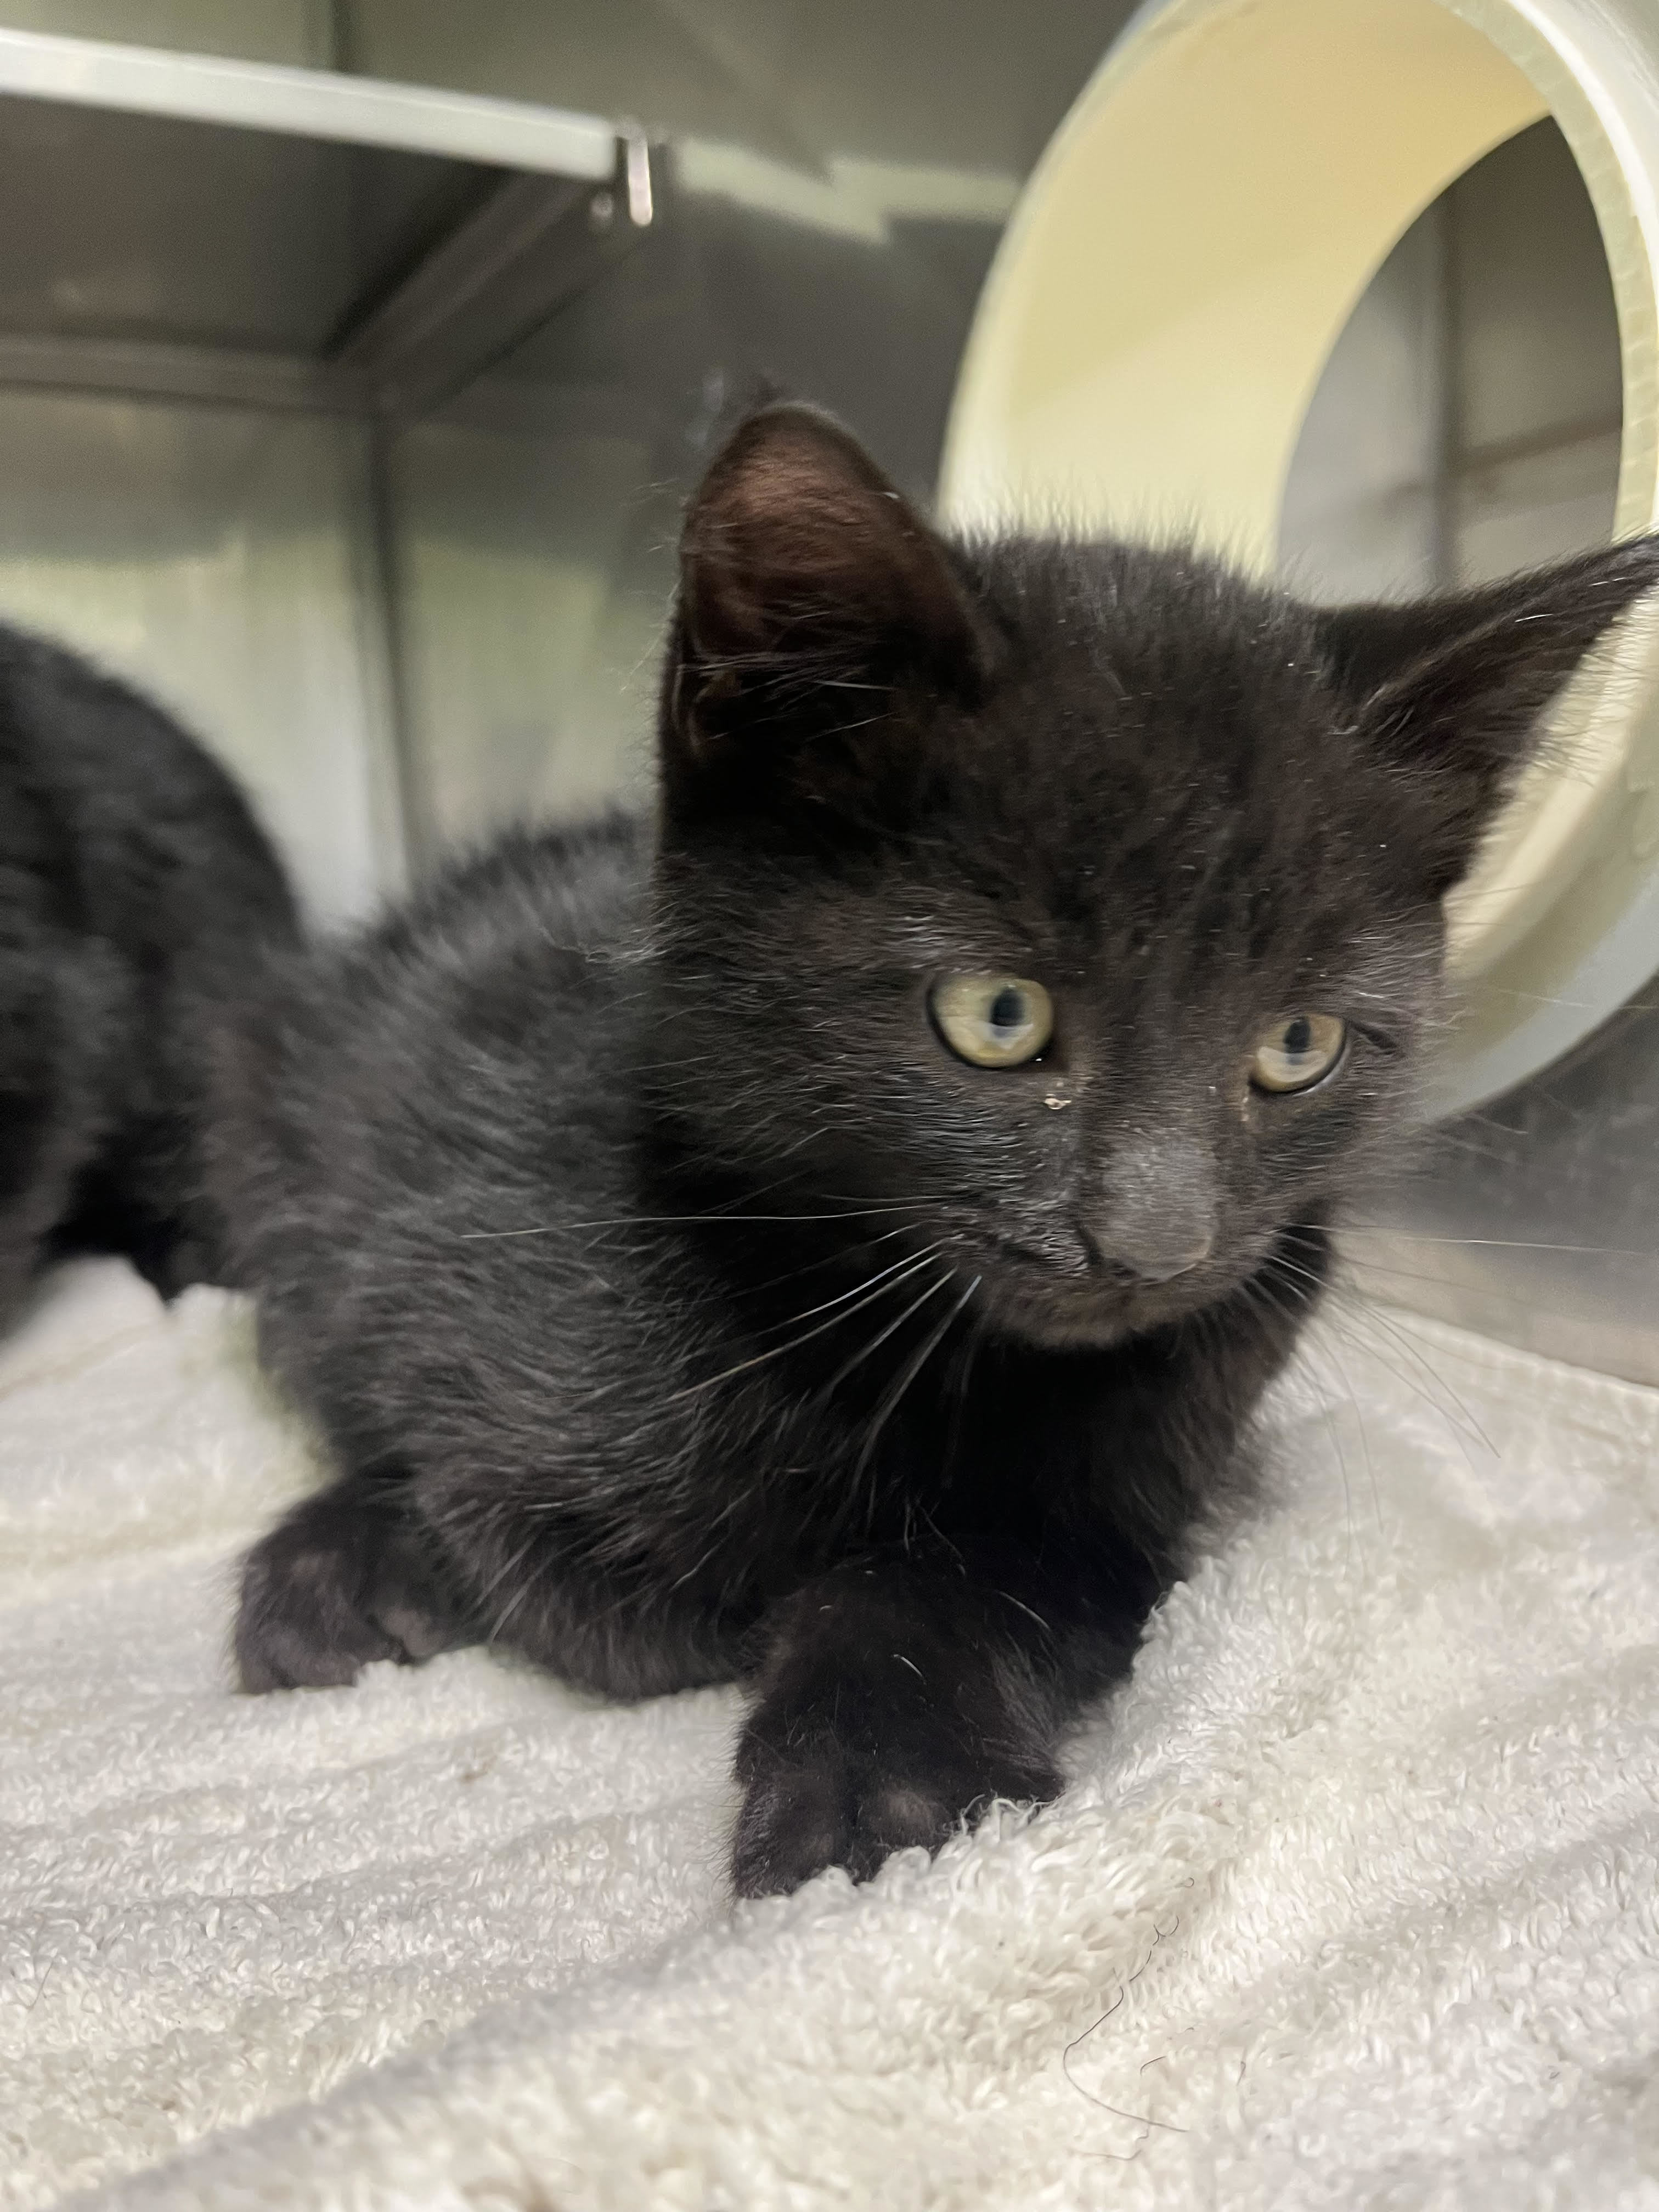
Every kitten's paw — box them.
[730,1716,1059,1898]
[236,1483,467,1693]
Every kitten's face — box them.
[654,568,1441,1350]
[652,405,1659,1350]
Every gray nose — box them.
[1113,1227,1214,1284]
[1087,1138,1218,1285]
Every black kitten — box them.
[0,626,298,1322]
[223,404,1659,1896]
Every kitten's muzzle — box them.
[973,1231,1226,1349]
[977,1262,1203,1349]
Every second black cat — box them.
[224,404,1659,1895]
[0,628,298,1325]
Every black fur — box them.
[0,627,298,1321]
[221,404,1659,1895]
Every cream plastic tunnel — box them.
[940,0,1659,1116]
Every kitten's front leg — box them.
[732,1553,1132,1897]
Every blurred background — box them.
[0,0,1641,1379]
[0,1,1618,906]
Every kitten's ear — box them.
[1318,538,1659,891]
[662,403,984,814]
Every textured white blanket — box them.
[3,1260,1658,2211]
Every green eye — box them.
[930,974,1054,1068]
[1251,1013,1347,1094]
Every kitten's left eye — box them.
[1251,1013,1347,1093]
[930,974,1054,1068]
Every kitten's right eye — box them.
[930,975,1054,1068]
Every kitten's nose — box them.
[1081,1217,1214,1283]
[1115,1227,1215,1284]
[1086,1139,1217,1285]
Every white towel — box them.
[3,1258,1657,2211]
